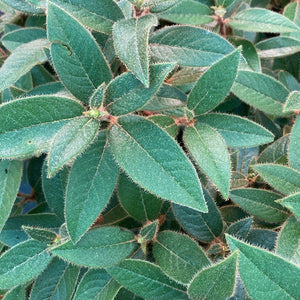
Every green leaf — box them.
[184,122,231,199]
[153,231,210,284]
[105,63,175,115]
[252,163,300,195]
[47,117,99,177]
[140,220,158,241]
[1,27,47,51]
[277,193,300,220]
[147,115,178,138]
[22,226,57,244]
[173,189,223,242]
[0,96,84,159]
[284,91,300,112]
[65,131,119,243]
[188,48,240,115]
[279,71,300,92]
[197,113,274,148]
[48,0,124,34]
[108,115,207,212]
[107,259,188,300]
[157,0,213,25]
[47,1,112,104]
[0,39,49,92]
[113,15,158,87]
[30,257,80,300]
[276,215,300,265]
[73,269,121,300]
[188,252,238,300]
[289,116,300,172]
[0,239,52,289]
[0,160,22,233]
[117,173,163,223]
[89,83,105,109]
[246,229,277,251]
[1,0,43,13]
[228,8,300,33]
[226,217,253,240]
[226,234,300,300]
[230,188,289,223]
[231,70,289,116]
[3,285,25,300]
[149,25,235,67]
[51,227,136,268]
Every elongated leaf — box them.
[277,193,300,220]
[276,216,300,265]
[51,227,136,268]
[66,131,119,243]
[149,25,235,66]
[107,259,188,300]
[108,115,207,212]
[153,231,210,284]
[284,91,300,112]
[188,48,240,115]
[30,257,80,300]
[228,8,300,33]
[105,63,175,115]
[147,115,178,138]
[0,160,22,233]
[89,83,105,109]
[173,189,223,242]
[48,2,112,104]
[246,229,277,251]
[230,188,289,223]
[49,0,124,34]
[289,116,300,172]
[0,96,84,159]
[227,234,300,300]
[279,71,300,92]
[231,70,289,116]
[48,117,99,177]
[253,164,300,195]
[113,15,157,87]
[184,122,230,198]
[0,239,52,289]
[188,252,238,300]
[3,285,25,300]
[197,113,274,148]
[0,39,49,92]
[226,217,253,240]
[22,226,57,244]
[1,0,43,13]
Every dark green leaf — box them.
[22,226,57,244]
[226,217,253,240]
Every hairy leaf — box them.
[289,116,300,172]
[277,193,300,220]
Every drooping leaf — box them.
[47,117,99,177]
[149,25,235,66]
[51,227,136,268]
[153,231,210,284]
[226,234,300,300]
[65,131,119,243]
[188,252,238,300]
[113,15,158,87]
[277,193,300,220]
[107,259,188,300]
[47,1,112,104]
[188,48,240,115]
[289,116,300,172]
[108,115,207,212]
[0,239,52,289]
[228,8,300,33]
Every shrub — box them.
[0,0,299,299]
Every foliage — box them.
[0,0,300,299]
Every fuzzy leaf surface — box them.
[277,193,300,220]
[289,116,300,172]
[284,91,300,112]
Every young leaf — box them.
[0,39,49,92]
[107,259,188,299]
[252,164,300,195]
[230,188,289,223]
[276,215,300,265]
[277,193,300,220]
[0,96,84,159]
[51,227,136,268]
[231,70,289,116]
[105,63,175,116]
[108,115,207,212]
[197,113,274,148]
[184,122,231,199]
[47,117,99,177]
[284,91,300,112]
[47,1,112,104]
[22,226,57,244]
[188,48,240,115]
[140,220,158,241]
[226,234,300,300]
[149,25,235,67]
[0,160,22,233]
[289,116,300,172]
[153,231,211,284]
[228,8,300,33]
[188,252,238,300]
[89,82,105,109]
[48,0,124,34]
[0,239,52,289]
[113,15,158,87]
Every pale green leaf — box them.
[3,285,25,300]
[140,220,158,241]
[277,193,300,220]
[284,91,300,112]
[289,116,300,172]
[147,115,178,138]
[1,0,43,13]
[89,83,105,109]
